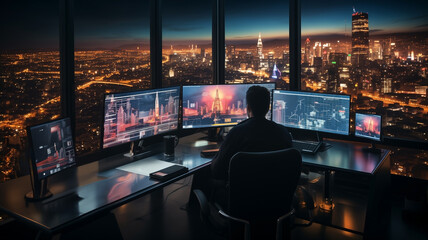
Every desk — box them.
[0,133,218,236]
[301,139,391,239]
[0,134,390,239]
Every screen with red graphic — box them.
[355,113,382,141]
[28,118,76,179]
[182,83,275,129]
[103,87,180,149]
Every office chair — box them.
[193,148,302,240]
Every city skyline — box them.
[2,1,428,51]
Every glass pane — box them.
[301,0,428,142]
[389,147,428,180]
[162,0,213,86]
[225,0,290,89]
[74,0,151,155]
[0,0,61,182]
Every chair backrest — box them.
[227,148,302,239]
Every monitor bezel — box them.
[101,86,181,150]
[354,112,382,142]
[181,82,276,130]
[26,117,76,182]
[271,90,351,136]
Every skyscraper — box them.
[351,11,369,67]
[257,32,263,60]
[155,92,159,118]
[304,38,311,64]
[271,63,281,79]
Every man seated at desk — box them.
[210,85,293,201]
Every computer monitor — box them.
[355,113,382,141]
[26,117,76,200]
[182,83,275,129]
[102,86,180,149]
[28,117,76,180]
[272,90,351,135]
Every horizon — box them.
[1,0,427,51]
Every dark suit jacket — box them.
[211,116,292,182]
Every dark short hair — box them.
[246,86,270,117]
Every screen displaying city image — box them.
[28,118,76,180]
[182,83,275,129]
[355,113,382,141]
[103,87,180,149]
[272,90,350,135]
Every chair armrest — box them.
[218,210,251,240]
[276,209,295,240]
[193,189,209,218]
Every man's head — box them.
[246,86,270,118]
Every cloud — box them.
[402,14,428,22]
[415,24,428,28]
[370,29,384,33]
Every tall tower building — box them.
[212,88,222,115]
[314,42,322,58]
[155,92,160,118]
[304,38,311,63]
[351,11,369,67]
[257,32,263,59]
[271,63,281,79]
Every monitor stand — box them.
[124,140,161,159]
[25,178,52,201]
[207,128,220,142]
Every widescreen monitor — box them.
[27,118,76,180]
[103,87,180,149]
[182,83,275,129]
[272,90,350,135]
[355,113,382,141]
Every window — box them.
[74,0,151,155]
[390,147,428,180]
[225,0,290,89]
[0,0,61,182]
[301,0,428,141]
[162,0,213,86]
[301,0,428,177]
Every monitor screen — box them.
[182,83,275,129]
[355,113,382,141]
[103,87,180,149]
[28,118,76,180]
[272,90,350,135]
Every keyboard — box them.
[292,140,321,154]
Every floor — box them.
[1,175,428,240]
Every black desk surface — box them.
[0,133,388,233]
[302,139,389,175]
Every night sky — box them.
[1,0,427,50]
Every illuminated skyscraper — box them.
[212,88,222,121]
[271,63,281,79]
[257,32,263,60]
[304,38,311,63]
[314,42,322,58]
[155,92,159,118]
[351,11,369,67]
[373,40,382,60]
